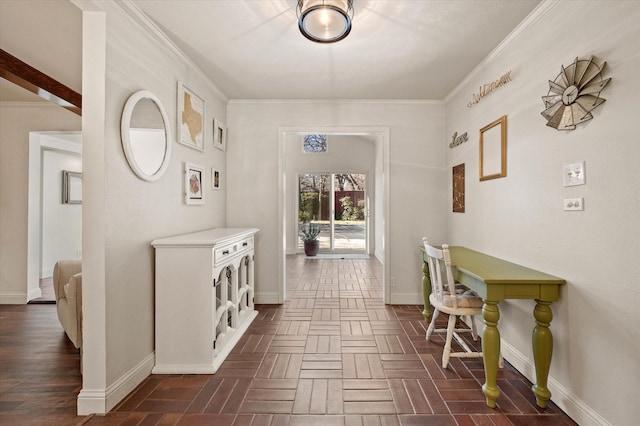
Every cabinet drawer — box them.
[213,236,253,266]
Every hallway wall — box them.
[41,149,82,277]
[227,100,447,304]
[0,0,82,303]
[0,104,81,303]
[77,1,228,414]
[444,2,640,425]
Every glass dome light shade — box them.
[297,0,353,43]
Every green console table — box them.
[420,246,565,409]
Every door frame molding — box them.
[278,127,390,304]
[27,131,82,302]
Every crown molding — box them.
[0,101,61,108]
[115,0,229,103]
[228,99,444,105]
[444,0,559,103]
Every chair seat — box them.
[441,289,483,308]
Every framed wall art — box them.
[184,162,205,205]
[177,82,205,151]
[541,56,611,130]
[452,163,465,213]
[62,170,82,204]
[479,115,507,181]
[213,118,226,151]
[211,168,220,190]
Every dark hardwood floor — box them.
[0,256,577,425]
[0,303,82,425]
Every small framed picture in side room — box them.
[184,162,205,205]
[452,163,465,212]
[211,168,221,190]
[213,118,226,151]
[62,170,82,204]
[177,81,205,151]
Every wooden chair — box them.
[422,238,484,368]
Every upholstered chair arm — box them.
[63,272,83,348]
[53,259,82,302]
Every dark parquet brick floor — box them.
[0,256,577,425]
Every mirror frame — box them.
[479,115,507,181]
[121,90,172,182]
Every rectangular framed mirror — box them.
[479,115,507,181]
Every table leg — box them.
[421,260,431,321]
[532,300,553,408]
[481,300,501,408]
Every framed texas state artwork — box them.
[177,82,205,152]
[184,162,205,205]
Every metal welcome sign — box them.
[467,70,513,107]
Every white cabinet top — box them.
[151,228,259,248]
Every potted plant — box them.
[300,223,321,256]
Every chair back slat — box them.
[423,238,458,309]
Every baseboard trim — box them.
[77,352,154,415]
[255,292,280,304]
[0,292,27,304]
[27,287,42,301]
[388,292,422,305]
[151,364,216,374]
[76,388,106,415]
[501,340,609,426]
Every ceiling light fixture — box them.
[297,0,354,44]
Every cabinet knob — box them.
[243,242,248,247]
[222,250,229,255]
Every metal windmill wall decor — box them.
[541,56,611,131]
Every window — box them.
[302,134,328,153]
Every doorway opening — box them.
[278,127,390,305]
[297,172,367,255]
[27,131,82,303]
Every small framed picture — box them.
[211,168,221,190]
[184,162,205,205]
[62,170,82,204]
[452,163,465,213]
[213,118,226,151]
[177,81,205,151]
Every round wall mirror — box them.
[121,91,172,181]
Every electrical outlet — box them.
[564,197,584,211]
[390,276,396,287]
[76,249,82,257]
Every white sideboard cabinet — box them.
[151,228,259,374]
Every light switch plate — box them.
[563,162,586,186]
[564,197,584,211]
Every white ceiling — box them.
[133,0,541,100]
[0,0,540,102]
